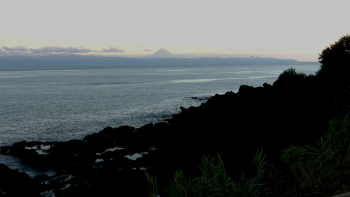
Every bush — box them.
[277,68,308,81]
[281,115,350,196]
[273,68,316,93]
[145,150,286,197]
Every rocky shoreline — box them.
[0,80,343,196]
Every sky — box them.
[1,0,349,61]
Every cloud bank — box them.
[102,47,125,52]
[39,46,91,53]
[0,45,130,56]
[2,46,28,52]
[1,45,93,55]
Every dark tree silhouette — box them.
[316,34,350,115]
[318,34,350,88]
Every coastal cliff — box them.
[0,80,345,196]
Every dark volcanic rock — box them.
[0,164,40,196]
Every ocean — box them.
[0,63,320,175]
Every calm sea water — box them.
[0,63,320,175]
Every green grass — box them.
[145,149,287,197]
[145,171,158,197]
[281,115,350,196]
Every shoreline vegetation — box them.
[1,35,349,196]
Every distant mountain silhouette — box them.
[0,54,301,66]
[148,48,172,58]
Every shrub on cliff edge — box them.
[281,115,350,196]
[273,68,316,93]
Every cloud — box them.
[256,49,264,52]
[2,46,12,51]
[2,45,92,54]
[0,46,32,56]
[228,48,235,51]
[139,45,144,47]
[103,47,125,52]
[2,46,28,52]
[28,48,44,53]
[144,49,153,51]
[0,51,31,56]
[39,46,91,53]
